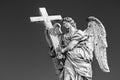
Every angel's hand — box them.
[61,48,67,53]
[57,52,64,59]
[56,47,61,53]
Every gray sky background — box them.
[0,0,119,80]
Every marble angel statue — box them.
[44,16,110,80]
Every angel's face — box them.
[63,21,72,29]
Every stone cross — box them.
[30,7,62,49]
[30,7,62,29]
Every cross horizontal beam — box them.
[30,15,62,22]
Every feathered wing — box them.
[84,16,110,72]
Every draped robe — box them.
[59,30,94,80]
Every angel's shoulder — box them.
[77,30,84,35]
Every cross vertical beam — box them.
[30,7,62,49]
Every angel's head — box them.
[63,17,77,35]
[63,17,76,29]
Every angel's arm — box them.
[61,40,78,53]
[61,33,89,53]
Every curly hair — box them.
[63,17,76,28]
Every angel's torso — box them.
[63,30,94,62]
[62,29,94,77]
